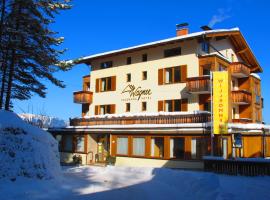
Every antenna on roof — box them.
[200,25,212,31]
[176,23,189,30]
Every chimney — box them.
[176,23,189,36]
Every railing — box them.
[186,76,211,93]
[232,118,252,123]
[230,62,250,77]
[231,90,252,104]
[70,113,211,126]
[73,91,93,104]
[204,158,270,176]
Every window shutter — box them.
[181,99,188,111]
[181,65,187,82]
[95,105,99,115]
[111,76,116,91]
[158,100,164,111]
[95,79,100,93]
[110,104,116,114]
[158,69,164,85]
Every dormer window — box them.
[201,42,210,53]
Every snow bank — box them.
[0,110,61,181]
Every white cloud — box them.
[208,8,232,28]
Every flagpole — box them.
[210,71,214,156]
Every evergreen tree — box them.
[0,0,72,110]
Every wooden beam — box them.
[236,47,248,54]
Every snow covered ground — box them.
[1,165,270,200]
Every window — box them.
[164,47,181,58]
[158,66,187,85]
[170,138,185,159]
[126,73,131,82]
[255,110,260,122]
[64,135,73,152]
[142,71,147,80]
[164,66,183,84]
[165,100,173,112]
[100,77,113,92]
[151,137,164,158]
[117,137,128,155]
[100,105,111,115]
[75,136,85,152]
[142,102,147,111]
[126,103,130,112]
[165,68,173,84]
[142,54,147,62]
[133,137,145,156]
[191,138,209,159]
[203,67,211,76]
[218,64,226,71]
[255,84,260,104]
[100,61,113,69]
[95,104,115,115]
[163,99,187,112]
[55,135,62,151]
[201,42,210,53]
[203,102,211,112]
[127,57,131,65]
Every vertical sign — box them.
[213,71,229,134]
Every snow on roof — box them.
[250,73,261,80]
[82,111,210,119]
[78,28,240,63]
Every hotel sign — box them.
[121,84,152,101]
[213,71,229,134]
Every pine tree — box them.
[0,0,72,110]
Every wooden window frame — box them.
[131,137,146,157]
[100,61,113,69]
[142,71,147,80]
[126,73,131,82]
[126,103,130,112]
[150,137,165,159]
[95,104,116,115]
[158,65,187,85]
[158,99,188,112]
[116,136,129,156]
[164,47,181,58]
[126,57,132,65]
[142,53,148,62]
[142,102,147,111]
[96,76,116,93]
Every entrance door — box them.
[96,135,110,163]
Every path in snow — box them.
[1,166,270,200]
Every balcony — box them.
[230,62,250,78]
[73,91,93,104]
[231,90,252,105]
[70,112,211,126]
[186,76,211,94]
[232,118,252,124]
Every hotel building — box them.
[50,25,269,169]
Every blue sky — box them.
[13,0,270,123]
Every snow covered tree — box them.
[0,0,72,110]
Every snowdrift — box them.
[0,110,61,181]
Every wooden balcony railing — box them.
[186,76,211,94]
[232,118,252,124]
[231,90,252,105]
[70,113,211,126]
[73,91,93,104]
[230,62,250,78]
